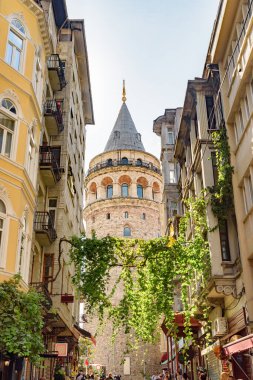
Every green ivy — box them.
[0,275,45,364]
[69,195,210,344]
[209,126,234,222]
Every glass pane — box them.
[5,132,12,157]
[0,128,3,153]
[13,49,21,71]
[137,185,143,198]
[6,43,13,64]
[9,31,23,49]
[124,227,131,237]
[2,99,16,114]
[0,114,15,131]
[0,219,3,229]
[107,185,113,198]
[11,19,25,35]
[122,184,128,197]
[0,201,6,214]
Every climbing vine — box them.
[69,194,210,345]
[209,126,234,222]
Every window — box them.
[168,131,174,144]
[106,213,110,220]
[124,211,128,219]
[169,163,176,183]
[205,96,216,130]
[123,227,131,237]
[211,152,218,186]
[136,158,142,166]
[245,95,250,119]
[194,114,199,138]
[239,108,244,133]
[121,157,128,165]
[107,158,113,166]
[106,185,113,198]
[248,174,253,205]
[137,184,143,198]
[48,198,57,227]
[0,200,6,259]
[170,201,178,216]
[27,126,36,179]
[18,215,28,276]
[219,222,231,261]
[121,183,128,197]
[0,99,16,158]
[141,213,146,220]
[43,253,54,292]
[6,19,25,71]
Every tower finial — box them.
[122,80,126,102]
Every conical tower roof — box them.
[104,83,145,152]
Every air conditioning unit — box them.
[212,317,228,337]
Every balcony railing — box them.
[47,54,66,91]
[39,146,61,185]
[44,99,64,134]
[30,282,52,309]
[34,211,57,246]
[87,159,162,176]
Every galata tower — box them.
[84,83,163,380]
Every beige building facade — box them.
[153,108,182,235]
[84,95,162,379]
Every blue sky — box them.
[66,0,220,168]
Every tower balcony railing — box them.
[47,54,66,91]
[44,99,64,135]
[87,159,161,176]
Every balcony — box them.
[39,146,61,186]
[30,282,52,309]
[87,159,162,176]
[47,54,66,91]
[44,99,64,135]
[34,211,57,246]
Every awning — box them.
[223,333,253,355]
[162,313,201,337]
[160,352,168,363]
[73,323,96,345]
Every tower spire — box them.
[122,80,126,103]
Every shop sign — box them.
[55,343,68,357]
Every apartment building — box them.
[0,0,94,378]
[153,108,182,235]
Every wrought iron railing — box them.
[47,54,66,90]
[44,99,64,132]
[39,146,61,182]
[30,282,52,308]
[34,211,57,242]
[87,159,161,176]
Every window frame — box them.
[6,19,26,73]
[0,99,18,160]
[167,130,174,145]
[121,183,129,197]
[123,226,131,237]
[137,184,143,198]
[106,184,113,199]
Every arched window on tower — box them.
[136,158,142,166]
[137,184,143,198]
[123,226,131,237]
[106,185,113,199]
[107,158,113,166]
[121,183,128,197]
[121,157,128,165]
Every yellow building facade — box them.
[0,0,47,288]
